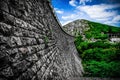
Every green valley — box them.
[63,19,120,78]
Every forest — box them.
[75,21,120,77]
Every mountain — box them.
[64,19,120,77]
[63,19,89,36]
[63,19,120,41]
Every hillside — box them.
[63,19,120,78]
[63,19,120,41]
[63,19,89,37]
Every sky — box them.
[51,0,120,27]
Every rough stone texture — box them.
[0,0,83,80]
[63,19,90,37]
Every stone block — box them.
[12,60,30,72]
[0,0,83,79]
[26,54,38,62]
[0,67,13,77]
[0,23,12,36]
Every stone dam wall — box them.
[0,0,83,80]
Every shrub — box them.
[75,35,120,77]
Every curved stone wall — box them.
[0,0,83,80]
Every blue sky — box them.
[52,0,120,27]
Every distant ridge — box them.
[63,19,120,41]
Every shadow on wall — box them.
[0,0,83,80]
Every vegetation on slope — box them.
[85,21,120,39]
[74,20,120,78]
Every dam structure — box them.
[0,0,83,80]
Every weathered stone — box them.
[0,23,12,36]
[0,67,13,77]
[26,54,38,62]
[36,60,41,69]
[0,0,83,80]
[12,60,30,72]
[31,64,38,73]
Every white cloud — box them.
[69,0,77,6]
[61,11,90,25]
[104,20,120,26]
[113,15,120,21]
[104,15,120,26]
[96,18,110,21]
[54,8,64,14]
[56,10,64,14]
[79,0,92,5]
[76,4,120,26]
[57,1,120,26]
[61,20,73,26]
[62,14,79,20]
[77,4,119,20]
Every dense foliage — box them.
[85,21,120,39]
[75,36,120,77]
[74,21,120,78]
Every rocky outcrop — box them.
[0,0,83,80]
[63,19,90,37]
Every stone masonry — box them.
[0,0,83,80]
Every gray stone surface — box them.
[0,0,83,80]
[63,19,90,37]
